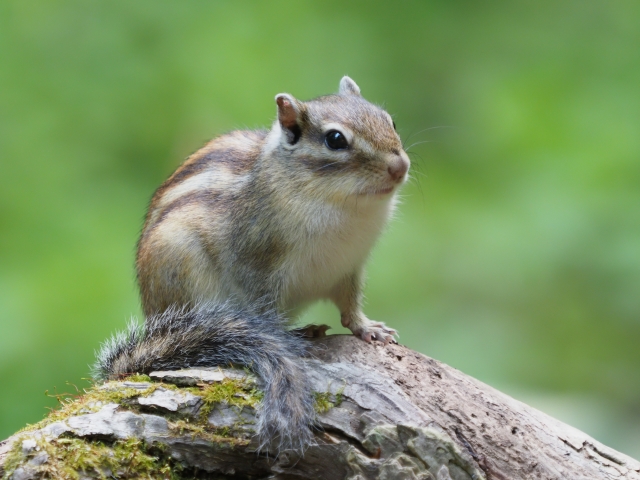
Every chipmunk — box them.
[94,76,410,452]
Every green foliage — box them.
[20,377,157,434]
[198,378,262,419]
[2,436,179,480]
[314,381,345,413]
[3,375,255,477]
[124,374,153,383]
[0,0,639,459]
[313,392,334,414]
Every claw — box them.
[316,324,331,337]
[351,318,398,347]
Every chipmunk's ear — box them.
[275,93,303,144]
[339,76,361,97]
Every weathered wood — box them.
[1,335,639,479]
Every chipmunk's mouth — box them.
[359,186,394,196]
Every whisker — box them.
[407,150,427,165]
[405,151,428,204]
[314,161,343,172]
[402,125,458,147]
[406,174,426,205]
[410,168,428,179]
[405,140,433,151]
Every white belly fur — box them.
[281,197,395,309]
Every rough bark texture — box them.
[1,335,639,479]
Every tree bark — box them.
[1,335,639,479]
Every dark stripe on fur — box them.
[152,190,224,231]
[153,129,267,201]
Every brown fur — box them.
[137,79,409,330]
[101,77,409,453]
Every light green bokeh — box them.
[1,1,638,459]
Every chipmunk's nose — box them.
[387,156,409,183]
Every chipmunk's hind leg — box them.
[290,324,331,339]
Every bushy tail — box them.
[93,302,315,452]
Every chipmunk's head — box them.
[268,76,409,204]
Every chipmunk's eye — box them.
[392,121,397,130]
[325,130,349,150]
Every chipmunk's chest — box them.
[280,200,393,307]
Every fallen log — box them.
[1,335,638,479]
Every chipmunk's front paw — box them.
[349,318,397,345]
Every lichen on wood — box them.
[1,336,639,480]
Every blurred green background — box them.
[1,0,639,459]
